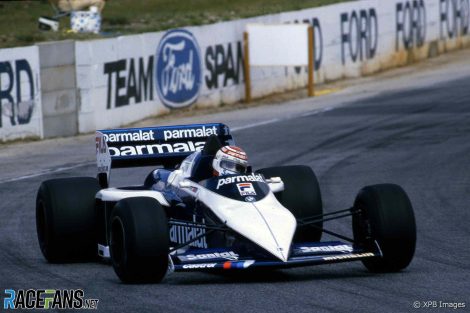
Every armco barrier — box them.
[1,0,469,141]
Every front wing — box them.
[169,241,381,272]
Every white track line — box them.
[231,107,333,132]
[0,162,94,184]
[231,118,282,132]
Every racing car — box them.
[36,123,416,283]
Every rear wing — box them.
[96,123,233,185]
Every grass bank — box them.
[0,0,352,48]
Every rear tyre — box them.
[353,184,416,272]
[257,165,323,242]
[110,197,169,284]
[36,177,100,263]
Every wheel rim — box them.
[353,203,373,246]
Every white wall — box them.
[39,40,78,138]
[0,46,42,142]
[74,0,470,133]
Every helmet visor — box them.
[220,160,247,174]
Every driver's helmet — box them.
[212,146,248,176]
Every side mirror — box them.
[179,180,191,188]
[265,177,282,184]
[266,177,284,193]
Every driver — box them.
[212,146,248,176]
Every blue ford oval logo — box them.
[155,29,202,109]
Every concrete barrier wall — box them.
[38,40,78,138]
[75,34,164,133]
[0,46,42,142]
[1,0,469,141]
[75,0,470,133]
[74,14,281,133]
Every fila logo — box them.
[237,183,256,196]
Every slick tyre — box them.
[257,165,323,242]
[353,184,416,272]
[110,197,169,284]
[36,177,100,263]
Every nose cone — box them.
[251,195,296,262]
[207,191,296,262]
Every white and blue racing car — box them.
[36,123,416,283]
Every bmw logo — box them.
[155,29,202,109]
[245,196,256,202]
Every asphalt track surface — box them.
[1,53,470,312]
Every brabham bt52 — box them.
[36,123,416,283]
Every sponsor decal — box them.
[95,132,110,174]
[155,29,202,108]
[340,8,378,65]
[182,263,217,269]
[205,41,244,90]
[95,135,107,154]
[169,217,208,249]
[298,245,353,254]
[163,125,218,141]
[223,260,255,270]
[103,126,217,143]
[108,141,206,157]
[439,0,470,40]
[322,252,375,261]
[3,289,98,310]
[237,183,256,196]
[179,251,239,262]
[396,0,426,51]
[0,59,37,128]
[216,173,264,189]
[245,196,256,202]
[103,130,155,143]
[99,124,227,157]
[103,56,154,109]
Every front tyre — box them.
[353,184,416,272]
[110,197,169,284]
